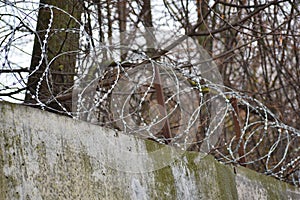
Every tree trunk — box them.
[25,0,82,113]
[196,0,212,53]
[117,0,128,61]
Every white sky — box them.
[0,0,39,102]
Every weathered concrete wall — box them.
[0,102,299,200]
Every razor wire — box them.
[0,0,299,187]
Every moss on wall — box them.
[236,165,300,200]
[0,101,299,200]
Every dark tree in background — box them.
[24,0,82,113]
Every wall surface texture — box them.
[1,102,299,200]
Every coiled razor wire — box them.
[0,1,299,187]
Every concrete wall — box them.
[1,102,299,199]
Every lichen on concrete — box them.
[1,101,300,200]
[0,134,8,200]
[236,165,300,200]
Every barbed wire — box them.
[0,0,299,187]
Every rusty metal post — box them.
[230,97,246,166]
[153,64,172,143]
